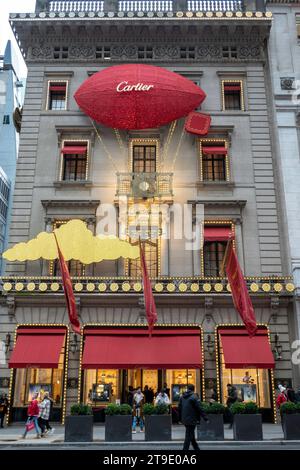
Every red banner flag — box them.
[225,242,257,337]
[53,233,81,335]
[139,241,158,335]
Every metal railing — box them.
[49,1,104,12]
[187,0,243,11]
[118,1,173,11]
[116,172,173,198]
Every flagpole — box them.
[219,236,233,278]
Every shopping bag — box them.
[26,421,35,432]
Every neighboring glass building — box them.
[0,167,10,273]
[0,40,25,273]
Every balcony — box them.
[116,172,173,199]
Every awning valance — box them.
[61,146,87,155]
[219,327,275,369]
[9,327,66,369]
[204,226,233,242]
[49,85,66,92]
[202,146,227,155]
[82,328,203,369]
[224,84,241,91]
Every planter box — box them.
[282,414,300,440]
[233,414,263,441]
[197,414,224,441]
[105,415,132,442]
[145,415,172,441]
[64,415,93,442]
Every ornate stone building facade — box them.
[0,0,297,423]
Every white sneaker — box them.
[50,428,55,435]
[132,430,136,434]
[140,429,144,432]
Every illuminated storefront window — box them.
[84,369,120,404]
[217,327,274,412]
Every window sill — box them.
[197,181,234,189]
[53,180,92,188]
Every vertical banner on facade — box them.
[139,241,158,336]
[53,233,81,335]
[225,241,257,337]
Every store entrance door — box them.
[126,369,160,395]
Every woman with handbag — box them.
[0,393,9,428]
[22,392,42,439]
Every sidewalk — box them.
[0,423,293,446]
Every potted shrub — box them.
[231,402,263,441]
[105,403,132,442]
[143,403,172,441]
[197,402,226,441]
[65,403,93,442]
[281,402,300,440]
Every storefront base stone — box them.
[145,415,172,441]
[105,415,132,442]
[197,414,224,441]
[233,414,263,441]
[64,416,94,442]
[283,414,300,440]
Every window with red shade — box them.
[48,81,67,110]
[222,81,244,111]
[61,142,88,181]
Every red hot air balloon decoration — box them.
[74,64,207,130]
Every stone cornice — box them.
[10,11,272,62]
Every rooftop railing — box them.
[49,1,104,11]
[187,0,243,11]
[118,1,173,11]
[47,0,245,13]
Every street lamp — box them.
[70,334,79,354]
[5,333,11,354]
[272,333,283,361]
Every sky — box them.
[0,0,36,78]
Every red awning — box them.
[204,226,233,242]
[61,146,87,155]
[219,328,275,369]
[50,85,66,92]
[82,328,203,369]
[224,85,241,91]
[9,328,66,369]
[202,146,227,155]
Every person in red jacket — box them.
[22,392,42,439]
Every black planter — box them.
[105,415,132,441]
[282,414,300,440]
[145,415,172,441]
[233,414,263,441]
[64,415,93,442]
[197,414,224,441]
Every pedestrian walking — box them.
[155,389,170,406]
[226,384,238,429]
[38,392,52,437]
[22,392,41,439]
[0,393,9,428]
[286,385,297,403]
[132,387,144,433]
[178,384,208,452]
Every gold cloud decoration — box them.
[2,219,139,264]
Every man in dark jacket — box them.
[178,384,208,452]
